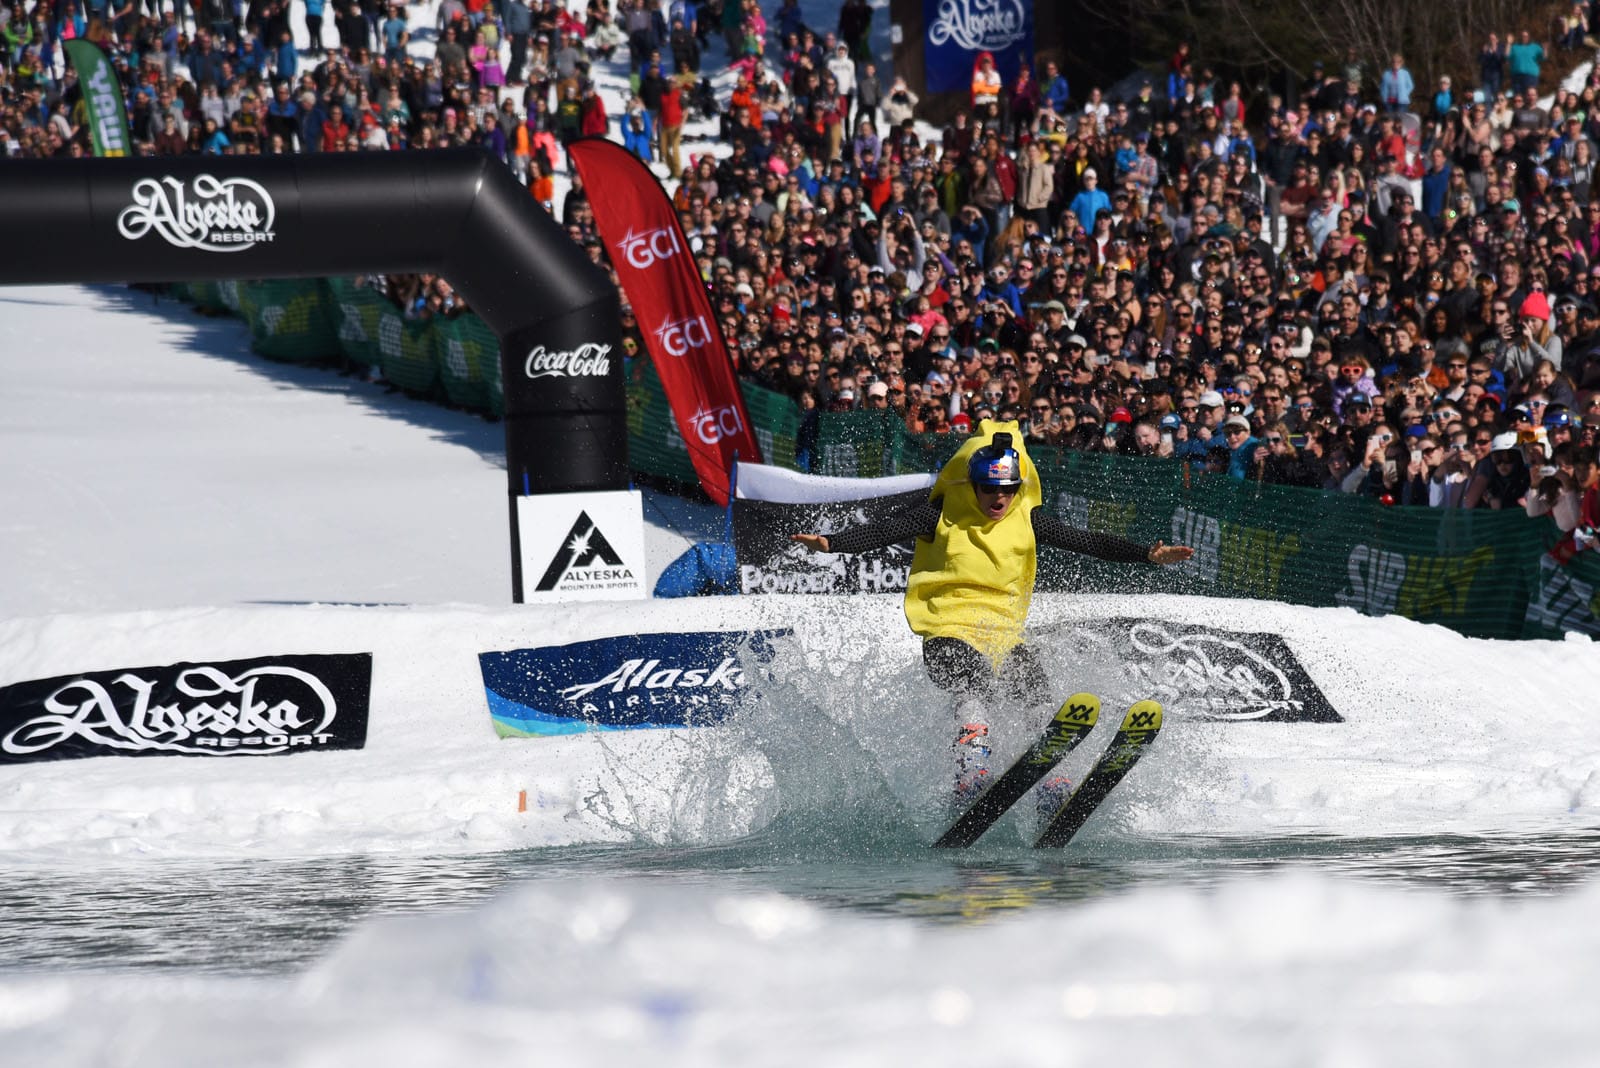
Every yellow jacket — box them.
[905,421,1043,667]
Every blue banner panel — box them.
[480,630,790,737]
[924,0,1035,94]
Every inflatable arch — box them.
[0,149,625,601]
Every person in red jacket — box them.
[579,81,608,138]
[658,72,685,178]
[319,103,352,152]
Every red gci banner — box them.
[567,138,761,505]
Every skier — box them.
[792,421,1193,803]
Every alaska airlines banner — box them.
[923,0,1034,94]
[481,630,789,737]
[567,137,761,506]
[0,654,373,762]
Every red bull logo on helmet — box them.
[972,452,1021,487]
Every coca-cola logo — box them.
[524,342,613,379]
[3,665,347,757]
[615,226,683,270]
[116,175,277,252]
[691,404,745,445]
[927,0,1027,51]
[654,315,713,357]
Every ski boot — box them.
[951,720,992,809]
[1034,775,1071,826]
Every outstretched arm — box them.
[792,499,942,555]
[1031,511,1193,564]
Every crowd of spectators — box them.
[2,0,1599,536]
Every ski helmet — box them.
[968,432,1023,491]
[1543,405,1574,429]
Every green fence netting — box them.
[806,413,1597,640]
[160,280,1599,639]
[626,357,804,485]
[322,277,387,374]
[234,279,339,362]
[432,312,500,411]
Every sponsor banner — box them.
[117,174,277,252]
[923,0,1034,95]
[734,461,935,504]
[63,40,130,158]
[733,491,927,595]
[480,629,789,737]
[0,654,372,763]
[1523,552,1600,638]
[1053,619,1341,724]
[567,137,761,505]
[518,489,648,602]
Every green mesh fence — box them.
[186,280,228,314]
[375,304,440,396]
[627,358,699,485]
[627,357,805,486]
[234,279,338,362]
[322,277,388,373]
[740,378,803,471]
[432,313,499,411]
[807,415,1593,640]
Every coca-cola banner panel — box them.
[924,0,1035,94]
[480,630,788,737]
[567,138,761,506]
[0,654,373,763]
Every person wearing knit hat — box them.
[1499,289,1564,391]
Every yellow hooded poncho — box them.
[904,420,1043,667]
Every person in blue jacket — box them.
[1379,53,1414,113]
[305,0,327,54]
[1067,167,1111,234]
[1222,414,1262,478]
[1041,59,1069,115]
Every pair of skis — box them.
[934,693,1162,849]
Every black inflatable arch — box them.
[0,149,625,601]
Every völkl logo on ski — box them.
[934,692,1101,849]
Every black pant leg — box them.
[996,642,1050,708]
[922,637,994,702]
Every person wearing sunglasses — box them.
[1332,356,1379,417]
[1252,420,1323,486]
[789,425,1193,808]
[1463,430,1531,509]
